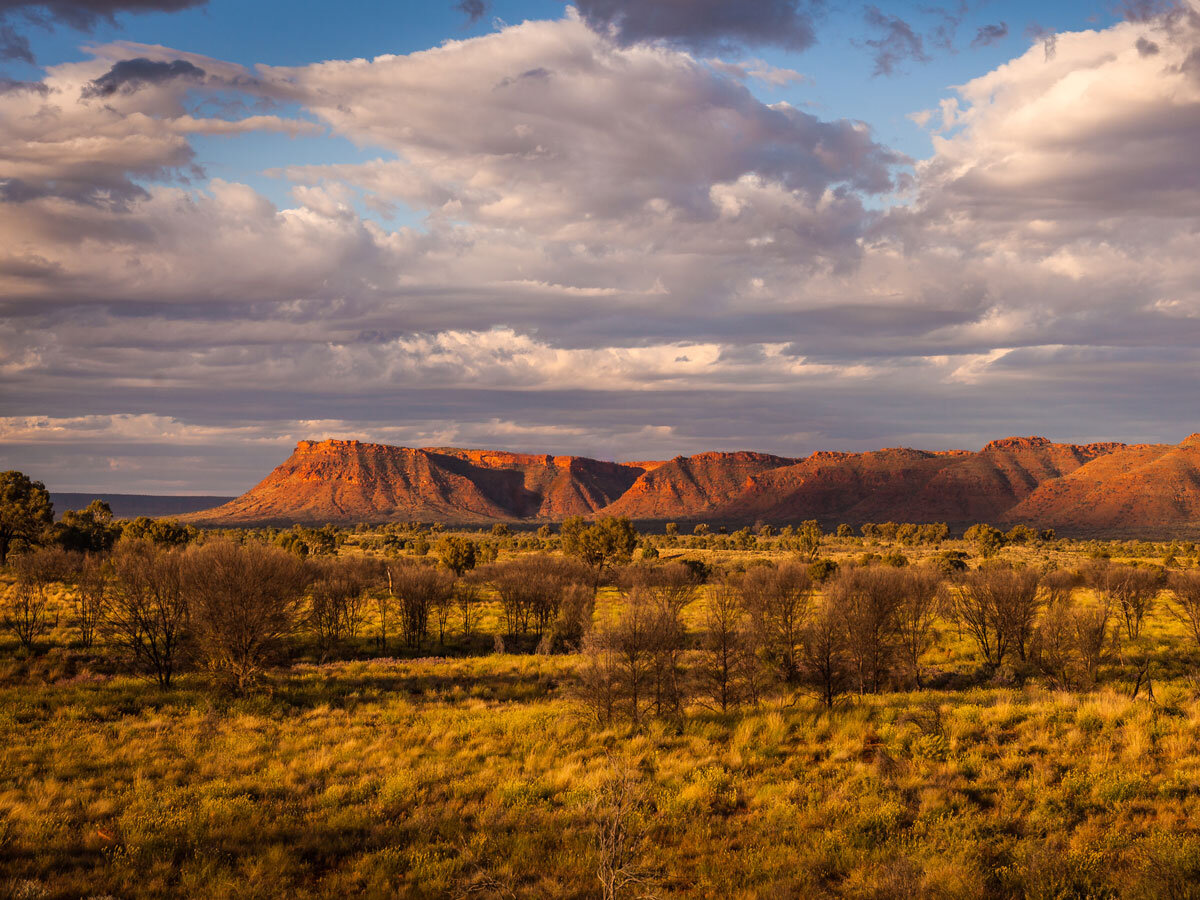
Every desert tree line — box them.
[575,555,1200,726]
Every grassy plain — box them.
[4,536,1200,898]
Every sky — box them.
[2,0,1200,494]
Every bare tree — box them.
[894,567,942,688]
[107,541,190,688]
[992,566,1042,662]
[800,593,849,708]
[75,555,108,650]
[829,565,904,694]
[1040,568,1080,608]
[375,582,393,654]
[2,569,53,652]
[486,555,588,640]
[697,583,749,712]
[2,548,80,651]
[612,589,657,726]
[1073,590,1115,685]
[1031,594,1083,689]
[185,539,311,693]
[622,564,696,719]
[592,756,656,900]
[550,582,596,651]
[430,577,455,646]
[390,563,454,650]
[1089,563,1164,641]
[1169,570,1200,649]
[946,565,1041,669]
[455,577,483,640]
[947,569,1001,668]
[308,558,366,660]
[734,563,811,681]
[621,562,698,619]
[578,629,622,726]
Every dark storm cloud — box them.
[924,2,967,53]
[1023,22,1057,60]
[454,0,488,24]
[574,0,819,52]
[82,56,205,97]
[863,6,928,76]
[0,0,204,30]
[1117,0,1174,23]
[0,21,31,60]
[0,174,151,207]
[0,0,204,67]
[971,22,1008,47]
[0,73,45,91]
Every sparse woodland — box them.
[7,502,1200,897]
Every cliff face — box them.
[598,451,797,520]
[710,437,1128,525]
[184,440,647,525]
[181,434,1200,534]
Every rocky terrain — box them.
[179,434,1200,534]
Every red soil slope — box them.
[597,451,797,520]
[716,437,1120,525]
[1003,435,1200,532]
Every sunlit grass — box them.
[4,538,1200,897]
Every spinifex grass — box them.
[5,652,1200,898]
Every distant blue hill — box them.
[51,493,235,520]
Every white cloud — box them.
[7,10,1200,490]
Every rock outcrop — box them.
[183,439,648,525]
[180,434,1200,534]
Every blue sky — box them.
[3,0,1199,492]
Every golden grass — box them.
[4,649,1200,898]
[3,539,1200,898]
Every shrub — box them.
[185,539,311,693]
[828,565,905,693]
[947,565,1041,668]
[697,583,754,711]
[389,563,454,650]
[308,557,370,659]
[1088,562,1165,641]
[107,541,190,687]
[732,562,811,682]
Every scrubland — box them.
[4,523,1200,899]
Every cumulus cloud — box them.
[914,13,1200,221]
[263,16,899,236]
[7,10,1200,489]
[573,0,819,52]
[0,45,311,207]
